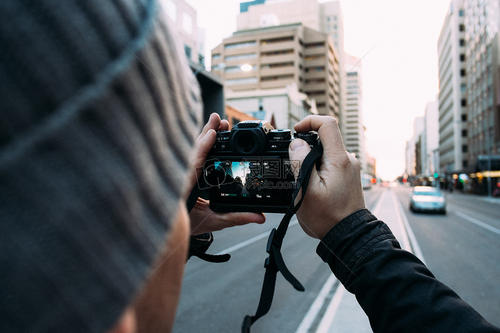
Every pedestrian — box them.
[1,1,498,332]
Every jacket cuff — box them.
[316,209,396,287]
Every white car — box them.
[409,186,446,214]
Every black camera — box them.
[202,121,320,213]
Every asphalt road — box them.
[174,188,382,333]
[393,185,500,327]
[174,185,500,332]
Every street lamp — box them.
[240,63,253,72]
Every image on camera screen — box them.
[214,161,262,198]
[213,158,294,198]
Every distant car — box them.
[409,186,446,214]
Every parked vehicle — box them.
[409,186,446,214]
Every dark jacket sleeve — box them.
[316,209,500,333]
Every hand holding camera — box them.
[188,114,265,235]
[289,116,365,239]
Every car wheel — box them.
[441,209,447,215]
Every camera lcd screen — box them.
[206,157,296,211]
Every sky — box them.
[186,0,451,180]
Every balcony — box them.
[260,41,297,52]
[260,53,296,64]
[260,77,295,89]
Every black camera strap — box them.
[242,143,323,333]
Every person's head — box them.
[0,0,200,331]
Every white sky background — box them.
[186,0,451,180]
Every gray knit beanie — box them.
[0,0,201,332]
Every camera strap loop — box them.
[242,143,323,333]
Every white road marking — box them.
[315,284,346,333]
[391,191,412,251]
[295,275,337,333]
[393,191,426,264]
[454,211,500,235]
[215,219,299,255]
[294,189,386,333]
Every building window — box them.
[462,145,468,153]
[459,24,465,31]
[460,83,466,93]
[261,74,294,81]
[458,9,464,17]
[184,45,192,60]
[304,54,324,61]
[225,40,257,49]
[461,98,467,107]
[459,39,465,47]
[261,49,294,56]
[463,160,468,168]
[260,36,294,45]
[260,62,294,69]
[225,53,257,61]
[304,66,325,72]
[461,129,468,137]
[212,53,221,60]
[225,65,256,73]
[198,54,205,66]
[211,63,224,71]
[304,78,325,84]
[305,42,324,48]
[460,53,465,62]
[225,77,258,85]
[460,69,466,77]
[461,114,467,122]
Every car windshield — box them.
[414,191,441,196]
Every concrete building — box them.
[236,0,344,52]
[464,0,500,170]
[225,83,317,129]
[343,54,366,169]
[366,155,377,178]
[405,117,425,176]
[163,0,205,66]
[437,0,468,174]
[211,23,341,118]
[423,101,440,175]
[236,0,346,126]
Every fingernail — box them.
[290,139,307,151]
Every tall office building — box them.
[464,0,500,168]
[437,0,468,174]
[236,0,346,125]
[163,0,205,66]
[211,23,340,118]
[344,54,366,169]
[405,117,425,176]
[423,101,440,175]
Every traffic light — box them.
[433,172,439,178]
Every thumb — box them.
[288,138,311,180]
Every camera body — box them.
[203,120,319,213]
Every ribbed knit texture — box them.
[0,0,201,332]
